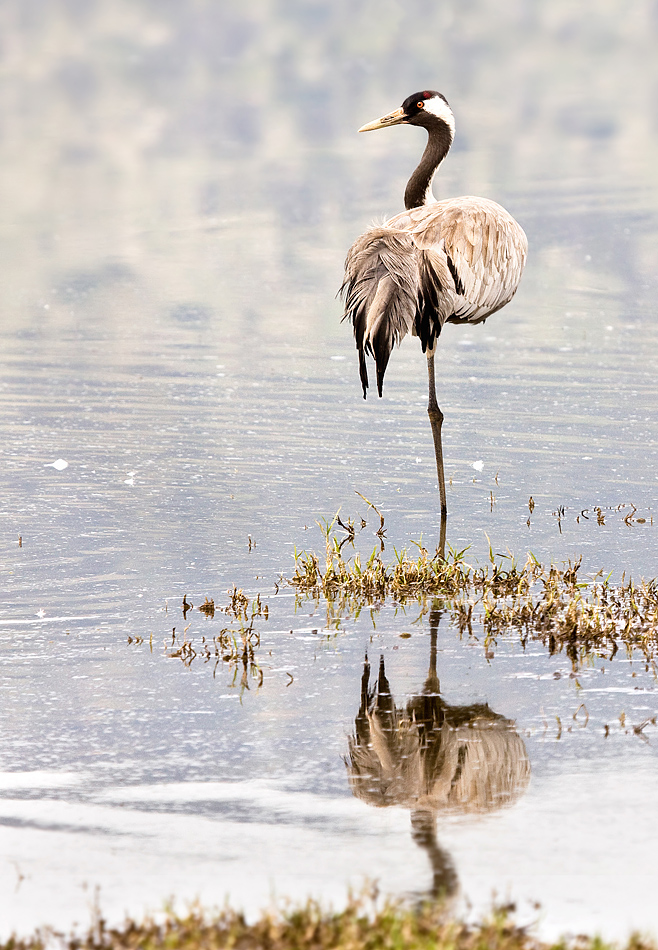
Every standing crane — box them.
[341,91,527,542]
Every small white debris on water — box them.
[472,460,484,472]
[46,459,68,470]
[416,457,422,464]
[36,609,46,618]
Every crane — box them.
[341,90,527,539]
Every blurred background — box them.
[2,0,657,332]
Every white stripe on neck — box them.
[424,96,455,138]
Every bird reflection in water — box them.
[346,606,530,901]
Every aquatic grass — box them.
[289,515,658,665]
[130,513,658,676]
[3,898,655,950]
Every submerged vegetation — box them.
[4,898,656,950]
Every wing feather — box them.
[341,227,420,396]
[341,196,527,395]
[386,196,527,325]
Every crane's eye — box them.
[416,101,425,110]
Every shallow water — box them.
[1,0,658,940]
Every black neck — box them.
[404,122,453,210]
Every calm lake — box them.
[1,0,658,940]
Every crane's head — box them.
[358,90,455,138]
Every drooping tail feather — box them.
[340,228,420,397]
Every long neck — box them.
[404,123,452,210]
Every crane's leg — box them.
[427,353,447,557]
[410,808,459,901]
[428,601,441,682]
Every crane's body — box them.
[341,90,527,535]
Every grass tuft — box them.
[2,898,654,950]
[289,517,658,665]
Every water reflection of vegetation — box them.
[129,588,266,690]
[347,607,529,901]
[291,515,658,666]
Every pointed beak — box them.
[358,106,407,133]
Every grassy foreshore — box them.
[3,900,654,950]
